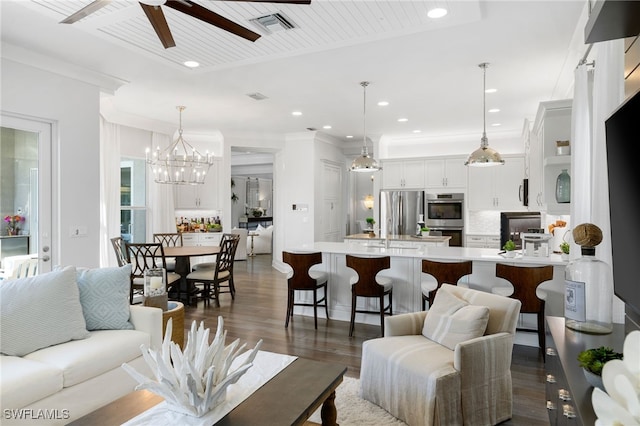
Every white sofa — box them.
[0,265,163,425]
[248,224,273,254]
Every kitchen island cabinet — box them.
[285,242,568,338]
[344,234,450,248]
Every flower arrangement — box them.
[4,214,25,235]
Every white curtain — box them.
[590,39,624,270]
[148,132,176,239]
[569,63,593,256]
[99,116,122,267]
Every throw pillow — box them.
[0,266,89,357]
[422,288,490,350]
[76,264,134,330]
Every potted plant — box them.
[560,241,570,260]
[502,239,517,257]
[577,346,623,390]
[365,217,375,236]
[421,227,430,237]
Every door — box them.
[1,113,54,273]
[321,161,342,242]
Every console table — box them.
[545,316,627,425]
[238,216,273,230]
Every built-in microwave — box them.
[425,193,464,228]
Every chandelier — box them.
[350,81,381,172]
[146,106,213,185]
[465,63,505,167]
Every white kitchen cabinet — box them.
[531,100,572,214]
[381,159,425,189]
[181,232,222,267]
[174,158,222,209]
[467,156,525,211]
[425,157,467,190]
[466,234,501,249]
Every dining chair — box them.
[186,235,239,307]
[282,251,329,329]
[110,236,128,267]
[125,242,181,304]
[420,259,473,310]
[153,233,183,272]
[494,263,554,358]
[345,255,393,337]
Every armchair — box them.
[360,284,522,426]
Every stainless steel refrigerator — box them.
[379,190,425,236]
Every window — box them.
[120,158,146,243]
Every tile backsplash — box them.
[467,211,501,235]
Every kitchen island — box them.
[291,241,568,343]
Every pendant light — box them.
[465,63,505,167]
[145,106,214,184]
[350,81,381,172]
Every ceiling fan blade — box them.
[165,0,261,42]
[60,0,113,24]
[140,3,176,49]
[223,0,311,4]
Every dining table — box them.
[163,245,221,304]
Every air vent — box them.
[247,92,268,101]
[249,12,297,34]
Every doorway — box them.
[1,113,54,273]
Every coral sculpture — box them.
[591,330,640,425]
[122,316,262,417]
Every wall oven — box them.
[426,193,465,247]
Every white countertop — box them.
[314,241,567,266]
[344,234,451,243]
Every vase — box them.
[583,369,604,391]
[7,228,15,236]
[555,169,571,203]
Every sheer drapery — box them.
[148,132,176,239]
[99,116,122,267]
[569,64,593,257]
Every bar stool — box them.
[282,251,329,329]
[345,255,393,337]
[493,263,554,357]
[421,259,473,310]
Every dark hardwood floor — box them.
[182,254,549,425]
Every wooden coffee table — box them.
[68,357,347,426]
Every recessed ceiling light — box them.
[412,130,422,133]
[427,7,447,19]
[491,123,502,127]
[485,88,497,93]
[346,135,353,139]
[398,118,408,122]
[184,60,199,68]
[291,111,302,116]
[377,101,389,106]
[488,108,500,113]
[323,125,332,129]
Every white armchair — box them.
[360,284,522,426]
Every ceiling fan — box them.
[60,0,311,49]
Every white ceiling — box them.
[1,0,587,149]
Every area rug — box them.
[308,376,407,425]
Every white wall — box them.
[1,59,101,267]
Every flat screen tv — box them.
[605,89,640,324]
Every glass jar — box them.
[564,247,613,334]
[556,169,571,203]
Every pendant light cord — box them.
[479,63,489,148]
[361,81,369,154]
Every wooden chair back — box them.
[126,243,168,277]
[110,236,128,267]
[495,263,554,314]
[218,235,239,274]
[282,251,323,290]
[153,233,183,247]
[422,259,473,302]
[346,255,391,297]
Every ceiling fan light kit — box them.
[61,0,310,49]
[465,62,505,167]
[350,81,381,173]
[146,106,214,185]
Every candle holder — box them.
[144,268,168,311]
